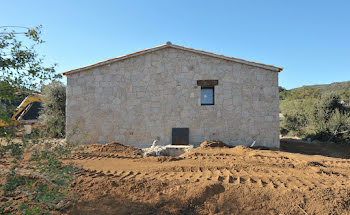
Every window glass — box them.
[201,88,214,105]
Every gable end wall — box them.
[66,47,280,147]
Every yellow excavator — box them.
[0,94,42,127]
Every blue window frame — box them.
[201,87,214,105]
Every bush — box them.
[280,98,314,137]
[39,81,66,138]
[308,94,350,142]
[280,93,350,143]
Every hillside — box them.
[280,81,350,100]
[307,81,350,91]
[279,81,350,141]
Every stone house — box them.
[63,42,282,148]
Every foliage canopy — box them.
[280,83,350,143]
[39,81,66,138]
[0,26,73,214]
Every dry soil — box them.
[65,141,350,215]
[1,140,350,214]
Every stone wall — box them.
[66,47,280,148]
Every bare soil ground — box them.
[1,140,350,214]
[66,141,350,215]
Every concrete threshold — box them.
[165,145,194,156]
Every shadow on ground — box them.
[67,196,158,215]
[280,139,350,159]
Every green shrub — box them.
[280,98,314,136]
[39,81,66,138]
[308,94,350,142]
[280,93,350,143]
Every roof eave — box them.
[168,44,282,72]
[62,44,168,76]
[63,43,282,76]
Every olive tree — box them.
[39,81,66,138]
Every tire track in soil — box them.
[71,145,350,196]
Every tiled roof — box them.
[63,42,282,75]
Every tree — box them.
[0,25,60,133]
[0,25,60,93]
[308,94,350,142]
[280,98,314,136]
[279,86,288,100]
[280,92,350,143]
[279,86,286,93]
[0,26,73,214]
[39,81,66,138]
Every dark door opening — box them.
[172,128,189,145]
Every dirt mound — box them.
[200,140,230,148]
[88,142,143,156]
[230,145,252,154]
[183,144,254,159]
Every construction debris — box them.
[143,139,194,157]
[143,145,167,157]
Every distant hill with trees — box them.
[279,81,350,143]
[280,81,350,101]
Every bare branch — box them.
[0,26,30,34]
[0,26,30,29]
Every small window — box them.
[201,87,214,105]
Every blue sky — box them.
[2,0,349,89]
